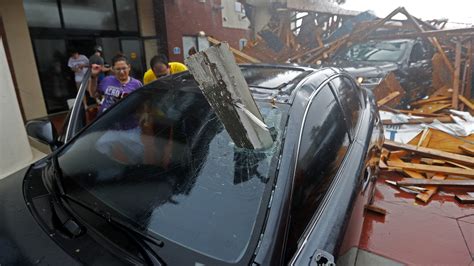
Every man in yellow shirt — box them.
[143,55,188,85]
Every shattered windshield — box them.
[336,40,409,62]
[56,81,286,262]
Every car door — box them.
[331,76,384,263]
[289,74,380,265]
[59,69,91,144]
[285,83,351,262]
[25,69,92,153]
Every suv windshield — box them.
[56,77,286,262]
[336,39,410,62]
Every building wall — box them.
[0,36,33,178]
[221,0,251,30]
[137,0,159,69]
[0,0,47,120]
[163,0,250,62]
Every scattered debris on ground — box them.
[207,6,474,205]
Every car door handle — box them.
[362,166,372,193]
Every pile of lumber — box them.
[377,80,471,124]
[379,128,474,204]
[375,27,474,119]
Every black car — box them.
[0,65,383,265]
[328,38,434,105]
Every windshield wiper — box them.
[46,157,164,265]
[64,194,164,265]
[41,156,83,237]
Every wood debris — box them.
[383,140,474,166]
[365,204,387,215]
[374,73,406,108]
[455,194,474,204]
[397,178,474,187]
[207,4,474,205]
[380,128,474,203]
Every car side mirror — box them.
[26,119,61,150]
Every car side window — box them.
[410,42,425,63]
[330,76,363,137]
[286,85,350,258]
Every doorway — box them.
[66,39,96,59]
[32,38,97,113]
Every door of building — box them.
[33,38,75,113]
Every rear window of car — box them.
[241,66,306,89]
[57,83,286,262]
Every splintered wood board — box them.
[459,95,474,111]
[409,129,474,155]
[416,174,446,203]
[382,116,454,125]
[455,194,474,203]
[410,96,451,106]
[377,91,400,107]
[397,178,474,187]
[387,161,474,178]
[373,72,405,108]
[395,109,445,117]
[459,145,474,156]
[431,85,453,97]
[384,140,474,166]
[413,103,451,114]
[432,53,453,90]
[390,155,425,179]
[185,42,272,149]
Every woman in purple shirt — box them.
[89,54,143,114]
[89,54,145,164]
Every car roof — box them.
[152,63,346,109]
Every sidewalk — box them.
[0,147,46,180]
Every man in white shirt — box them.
[68,49,89,108]
[68,49,89,89]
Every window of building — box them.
[239,38,248,50]
[33,39,76,112]
[121,39,144,80]
[23,0,62,28]
[234,1,244,13]
[116,0,139,31]
[61,0,116,30]
[99,37,120,65]
[182,36,210,59]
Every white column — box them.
[0,37,33,178]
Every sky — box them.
[340,0,473,28]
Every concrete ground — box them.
[338,247,404,266]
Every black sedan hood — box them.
[326,60,399,78]
[0,160,131,265]
[0,166,78,265]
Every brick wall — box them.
[163,0,250,62]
